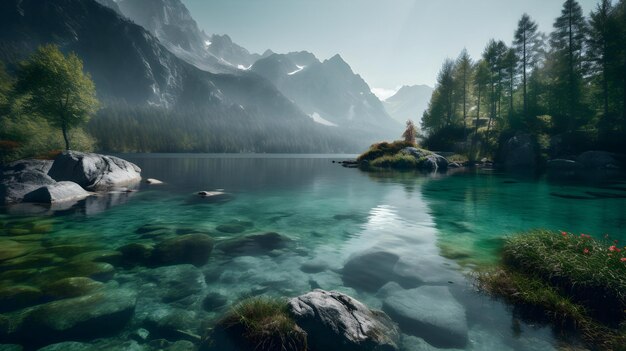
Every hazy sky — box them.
[183,0,598,99]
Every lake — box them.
[2,154,626,350]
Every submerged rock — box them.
[216,220,254,234]
[43,277,105,299]
[288,289,400,351]
[382,286,468,349]
[118,242,154,267]
[48,151,141,191]
[153,234,214,267]
[217,232,291,256]
[341,250,399,292]
[0,286,42,313]
[3,289,137,346]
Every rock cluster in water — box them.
[0,151,142,205]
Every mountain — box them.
[383,85,434,126]
[0,0,362,152]
[251,52,400,136]
[110,0,262,73]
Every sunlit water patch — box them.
[1,154,625,350]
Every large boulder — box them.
[48,151,141,191]
[22,182,90,204]
[288,289,400,351]
[0,160,55,204]
[576,151,623,170]
[499,133,538,170]
[382,286,468,349]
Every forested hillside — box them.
[421,0,626,160]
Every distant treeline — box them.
[88,104,365,154]
[422,0,626,158]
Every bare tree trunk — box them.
[62,124,70,151]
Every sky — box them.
[183,0,598,99]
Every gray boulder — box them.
[48,151,141,191]
[576,151,623,170]
[288,289,400,351]
[500,133,538,170]
[382,286,468,349]
[0,160,55,204]
[400,148,449,171]
[22,182,90,204]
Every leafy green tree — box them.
[14,44,99,150]
[514,14,542,121]
[549,0,588,132]
[471,60,490,157]
[482,40,508,139]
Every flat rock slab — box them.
[289,289,400,351]
[23,181,90,204]
[383,286,468,349]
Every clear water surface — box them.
[2,154,626,350]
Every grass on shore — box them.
[477,229,626,350]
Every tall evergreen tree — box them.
[514,14,542,122]
[549,0,588,131]
[588,0,615,122]
[422,59,456,132]
[455,49,473,131]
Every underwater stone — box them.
[153,234,214,267]
[382,286,468,349]
[202,292,228,311]
[118,242,154,266]
[0,286,42,313]
[5,288,137,346]
[0,241,31,262]
[71,250,123,266]
[341,250,399,292]
[43,277,105,299]
[217,232,290,256]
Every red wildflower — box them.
[609,245,618,252]
[621,258,626,262]
[561,231,568,237]
[583,248,590,254]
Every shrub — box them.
[370,154,417,169]
[207,297,307,351]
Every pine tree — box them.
[549,0,588,132]
[514,14,542,122]
[454,49,473,131]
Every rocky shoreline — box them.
[0,151,142,206]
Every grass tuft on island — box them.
[357,140,439,170]
[205,297,307,351]
[477,229,626,350]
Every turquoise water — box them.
[2,154,626,350]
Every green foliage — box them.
[217,297,306,351]
[477,229,626,350]
[370,154,417,169]
[14,44,99,150]
[356,140,415,162]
